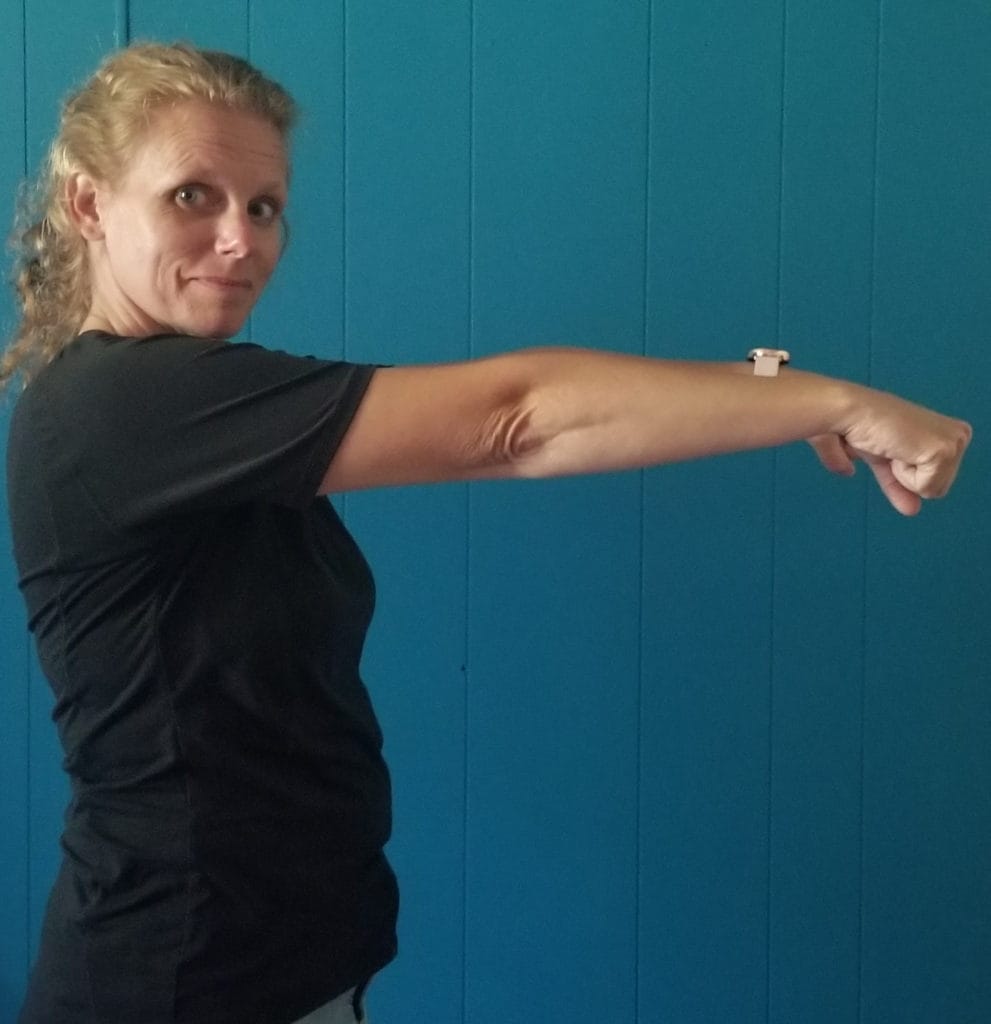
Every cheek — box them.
[166,222,210,259]
[104,217,162,288]
[155,226,215,283]
[108,211,176,269]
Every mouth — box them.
[193,276,253,291]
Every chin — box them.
[173,299,254,341]
[182,316,249,341]
[209,325,244,340]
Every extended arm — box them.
[320,348,971,515]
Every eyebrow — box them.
[163,170,288,196]
[256,180,289,196]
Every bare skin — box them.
[69,100,972,516]
[320,351,970,516]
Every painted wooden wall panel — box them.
[861,3,991,1021]
[247,1,345,362]
[339,3,472,1018]
[769,3,879,1020]
[639,2,783,1020]
[128,0,248,53]
[467,2,647,1019]
[0,4,28,1018]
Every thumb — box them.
[859,451,923,516]
[808,434,857,476]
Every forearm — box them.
[503,348,856,477]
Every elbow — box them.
[472,400,550,477]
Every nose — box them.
[214,209,253,259]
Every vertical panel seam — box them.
[339,0,348,522]
[463,5,475,1020]
[767,2,789,1021]
[341,0,348,364]
[860,3,885,1021]
[21,0,27,173]
[21,0,32,977]
[114,0,129,47]
[636,2,655,1018]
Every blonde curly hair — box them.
[3,41,296,390]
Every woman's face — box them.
[82,100,289,339]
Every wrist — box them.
[764,364,862,441]
[827,378,869,438]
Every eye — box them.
[174,184,208,207]
[248,197,282,226]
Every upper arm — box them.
[319,357,540,493]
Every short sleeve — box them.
[38,333,375,527]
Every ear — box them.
[65,172,106,241]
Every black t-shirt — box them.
[6,331,398,1024]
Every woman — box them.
[2,41,970,1024]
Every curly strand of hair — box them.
[3,182,89,391]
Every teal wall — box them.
[2,2,989,1022]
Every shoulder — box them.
[22,330,370,432]
[29,331,216,393]
[59,330,229,374]
[37,331,328,396]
